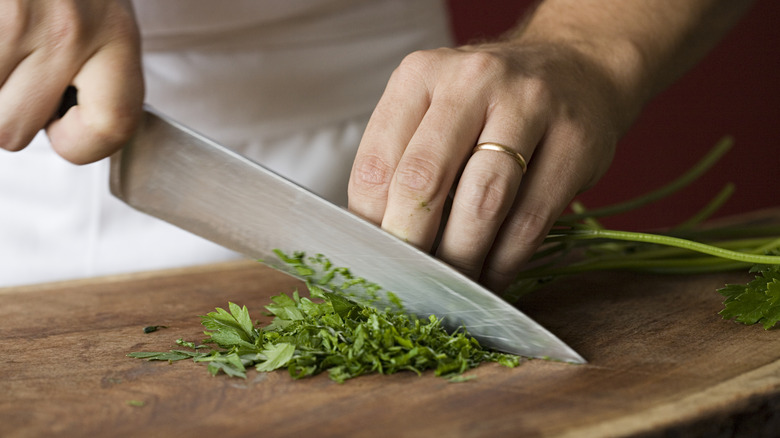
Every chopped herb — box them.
[143,325,168,334]
[126,400,145,407]
[127,350,206,362]
[448,374,477,383]
[130,253,521,382]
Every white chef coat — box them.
[0,0,453,286]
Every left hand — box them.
[347,42,631,292]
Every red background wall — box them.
[447,0,779,230]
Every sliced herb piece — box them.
[128,350,208,361]
[143,325,168,334]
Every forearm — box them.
[509,0,756,127]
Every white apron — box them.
[0,0,453,286]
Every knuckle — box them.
[398,50,429,69]
[482,206,553,289]
[511,199,556,240]
[349,153,394,196]
[102,3,141,41]
[482,264,519,292]
[443,253,481,278]
[0,1,28,43]
[454,173,509,224]
[444,52,506,96]
[392,51,429,80]
[481,198,561,291]
[397,49,442,73]
[390,48,452,88]
[42,4,87,50]
[393,155,443,201]
[0,122,36,152]
[85,108,138,148]
[509,198,558,250]
[0,133,25,152]
[460,51,505,79]
[388,50,436,87]
[521,76,554,107]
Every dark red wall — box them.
[447,0,780,230]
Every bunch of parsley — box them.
[505,137,780,329]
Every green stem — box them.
[558,136,733,222]
[515,256,750,279]
[672,182,735,230]
[587,236,780,261]
[548,229,780,264]
[670,224,780,241]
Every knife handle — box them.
[54,85,78,119]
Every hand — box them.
[348,41,634,292]
[0,0,143,164]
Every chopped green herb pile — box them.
[129,255,520,382]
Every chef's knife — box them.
[109,107,585,363]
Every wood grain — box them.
[2,255,779,437]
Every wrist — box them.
[509,25,651,135]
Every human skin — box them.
[0,0,755,292]
[0,0,143,164]
[347,0,756,292]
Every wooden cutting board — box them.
[2,227,780,437]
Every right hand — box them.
[0,0,144,164]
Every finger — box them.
[379,88,484,250]
[436,108,545,278]
[47,28,144,164]
[0,48,74,152]
[480,128,592,292]
[348,53,434,225]
[435,151,522,278]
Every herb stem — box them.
[558,136,733,222]
[547,229,780,265]
[672,182,735,230]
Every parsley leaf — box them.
[255,343,296,372]
[718,260,780,329]
[127,350,207,361]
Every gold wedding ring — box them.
[472,142,528,174]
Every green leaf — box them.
[255,343,296,372]
[196,352,247,378]
[229,302,255,339]
[205,329,256,350]
[201,305,256,344]
[325,292,358,319]
[265,293,305,321]
[719,263,780,329]
[448,374,477,383]
[127,351,198,361]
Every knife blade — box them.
[109,107,585,364]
